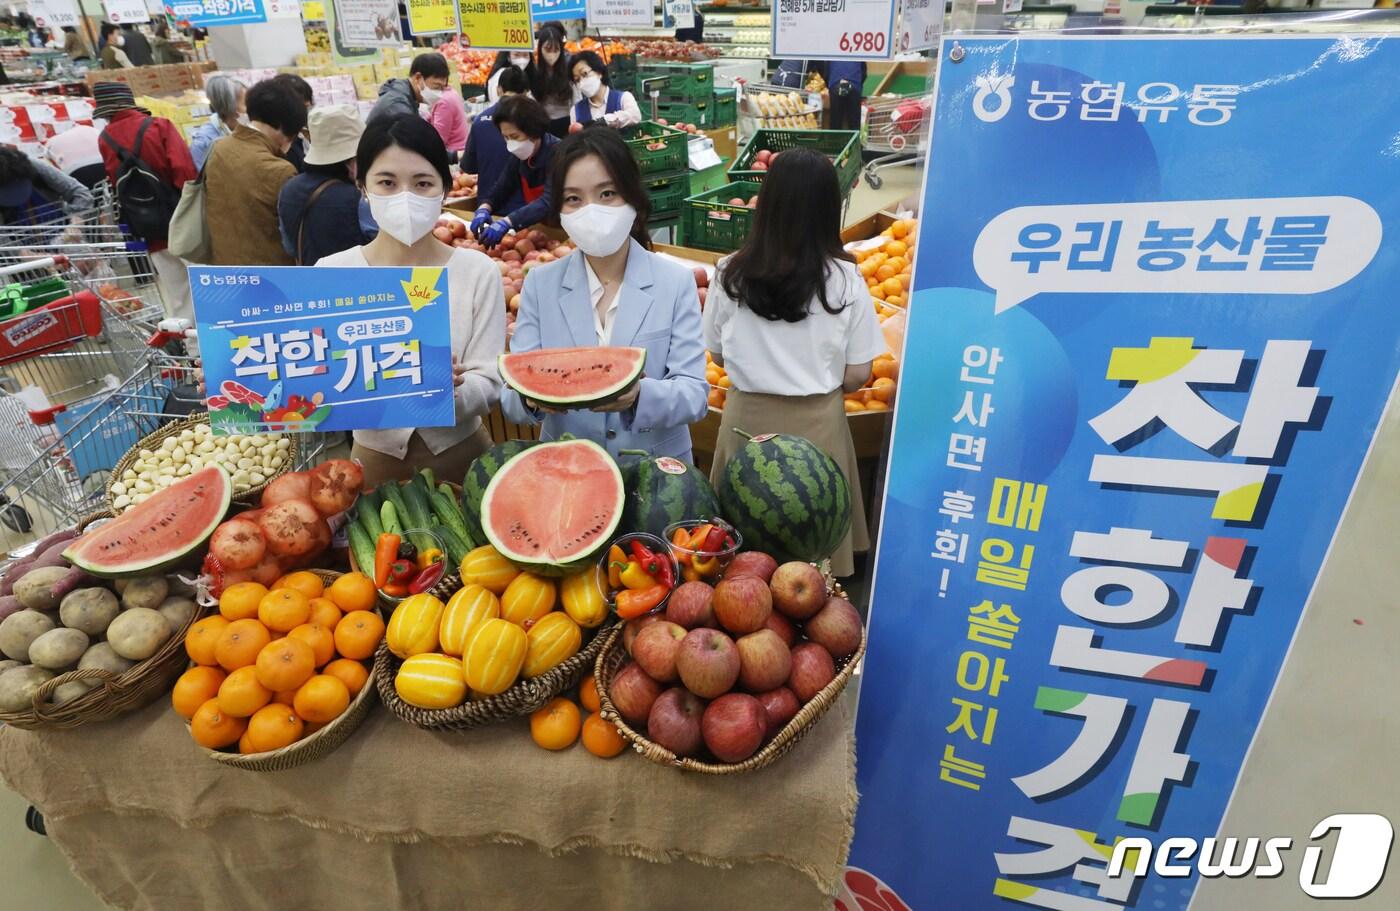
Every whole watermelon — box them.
[620,454,721,537]
[461,439,537,544]
[717,432,852,564]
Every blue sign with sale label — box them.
[165,0,268,27]
[191,266,455,435]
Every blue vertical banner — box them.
[845,36,1400,911]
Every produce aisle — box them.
[0,695,855,911]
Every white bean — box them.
[111,481,127,495]
[113,494,131,510]
[250,472,266,486]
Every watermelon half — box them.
[480,439,624,576]
[499,346,646,409]
[65,465,232,577]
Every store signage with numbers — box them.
[102,0,152,24]
[407,0,459,33]
[773,0,898,60]
[584,0,653,29]
[458,0,534,50]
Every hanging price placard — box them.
[28,0,81,29]
[407,0,458,34]
[772,0,897,61]
[458,0,534,51]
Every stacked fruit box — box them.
[625,121,691,227]
[678,181,763,253]
[638,60,716,129]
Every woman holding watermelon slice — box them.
[499,128,709,462]
[702,148,885,578]
[317,115,507,487]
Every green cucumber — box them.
[347,523,376,578]
[430,490,471,546]
[399,480,436,551]
[437,482,458,509]
[380,500,403,536]
[381,482,413,531]
[420,467,435,490]
[356,488,384,540]
[433,523,472,566]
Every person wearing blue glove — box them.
[473,95,559,248]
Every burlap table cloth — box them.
[0,695,858,911]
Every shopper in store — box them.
[462,66,529,213]
[772,59,808,89]
[469,95,559,247]
[98,23,132,69]
[61,26,92,63]
[317,115,505,485]
[367,51,451,126]
[188,74,247,171]
[270,73,315,172]
[277,104,377,266]
[569,51,641,130]
[203,79,305,266]
[813,60,866,131]
[703,149,883,578]
[0,146,92,234]
[151,19,187,64]
[93,81,198,318]
[486,49,533,103]
[531,22,575,138]
[44,123,106,189]
[120,23,153,67]
[500,128,707,462]
[425,74,466,162]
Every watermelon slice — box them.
[480,439,624,576]
[65,465,232,577]
[499,346,646,409]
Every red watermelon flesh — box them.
[480,439,624,576]
[65,465,232,577]
[498,346,646,408]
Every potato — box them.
[52,680,96,705]
[157,596,198,631]
[59,587,120,636]
[120,576,169,612]
[0,665,54,713]
[28,627,89,670]
[78,642,135,676]
[0,610,55,661]
[166,574,196,598]
[13,566,72,611]
[0,659,21,675]
[106,608,172,661]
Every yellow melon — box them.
[459,545,520,595]
[559,566,607,629]
[385,592,444,659]
[500,573,556,627]
[462,618,528,695]
[522,612,583,678]
[438,584,500,657]
[394,654,466,709]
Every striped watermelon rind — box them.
[462,439,538,544]
[717,432,852,565]
[620,454,722,537]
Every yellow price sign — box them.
[302,1,325,20]
[407,0,459,34]
[457,0,535,51]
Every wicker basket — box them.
[196,569,379,771]
[108,412,299,513]
[0,537,210,731]
[374,617,618,731]
[593,583,865,774]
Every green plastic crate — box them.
[728,129,862,195]
[609,53,637,80]
[644,169,692,220]
[652,97,712,128]
[637,61,714,100]
[679,181,762,253]
[713,89,736,126]
[625,121,690,175]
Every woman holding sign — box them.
[316,115,506,486]
[499,128,708,462]
[702,149,884,577]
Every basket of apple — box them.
[593,552,864,773]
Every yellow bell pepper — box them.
[620,560,656,590]
[692,555,720,577]
[416,547,444,571]
[681,563,702,583]
[607,544,627,589]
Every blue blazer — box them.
[500,241,709,462]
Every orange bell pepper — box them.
[616,584,668,619]
[607,544,627,589]
[671,528,693,565]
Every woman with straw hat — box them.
[277,104,378,266]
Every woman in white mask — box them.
[469,96,560,249]
[499,129,708,463]
[568,51,641,131]
[486,50,534,103]
[316,116,506,486]
[531,22,575,138]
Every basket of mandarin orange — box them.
[171,568,386,771]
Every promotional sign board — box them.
[458,0,533,50]
[845,35,1400,911]
[897,0,940,53]
[531,0,583,21]
[192,267,456,435]
[407,0,458,33]
[166,0,269,27]
[662,0,695,30]
[585,0,652,29]
[331,0,401,47]
[28,0,81,29]
[266,0,302,20]
[102,0,152,23]
[772,0,897,60]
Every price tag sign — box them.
[773,0,897,60]
[332,0,402,47]
[897,0,940,53]
[302,0,325,17]
[102,0,151,23]
[28,0,81,29]
[585,0,653,29]
[458,0,534,51]
[407,0,458,33]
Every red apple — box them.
[666,581,715,630]
[725,551,778,584]
[806,596,863,659]
[647,687,705,757]
[675,627,740,698]
[432,226,453,243]
[788,643,836,703]
[450,220,467,238]
[762,610,797,648]
[516,238,536,255]
[701,693,768,762]
[727,196,746,206]
[753,160,768,171]
[755,149,772,163]
[769,562,826,620]
[747,196,759,207]
[698,287,707,307]
[755,686,800,738]
[633,621,687,683]
[568,121,584,134]
[736,629,791,693]
[609,662,662,726]
[623,613,665,655]
[502,250,522,263]
[712,575,772,635]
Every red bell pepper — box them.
[630,539,661,576]
[409,560,446,594]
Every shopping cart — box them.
[862,94,932,190]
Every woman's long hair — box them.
[531,22,572,106]
[719,148,853,322]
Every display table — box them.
[0,695,857,911]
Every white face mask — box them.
[560,203,636,257]
[505,138,535,161]
[578,75,602,99]
[510,55,531,69]
[367,190,443,246]
[113,34,125,47]
[421,87,442,106]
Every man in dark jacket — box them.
[121,24,154,67]
[367,51,450,125]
